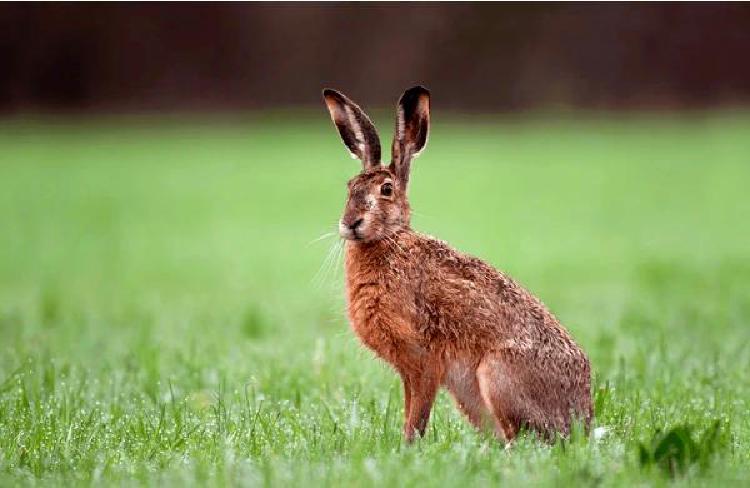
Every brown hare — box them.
[322,86,592,444]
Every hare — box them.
[322,86,592,444]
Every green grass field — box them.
[1,112,749,486]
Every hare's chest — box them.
[345,275,419,361]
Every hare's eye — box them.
[380,183,393,197]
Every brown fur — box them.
[323,86,592,444]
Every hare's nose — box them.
[348,219,364,231]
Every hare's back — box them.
[410,233,585,353]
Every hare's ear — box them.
[389,86,430,189]
[322,89,381,170]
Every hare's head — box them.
[323,86,430,242]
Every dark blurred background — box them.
[2,3,750,113]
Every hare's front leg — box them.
[402,359,444,443]
[398,371,412,429]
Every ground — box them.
[0,112,749,486]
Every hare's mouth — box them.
[340,228,364,241]
[339,218,367,241]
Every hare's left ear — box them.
[390,86,430,189]
[323,89,381,170]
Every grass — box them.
[0,111,749,486]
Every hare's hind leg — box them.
[476,355,526,444]
[444,360,492,432]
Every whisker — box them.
[328,240,345,289]
[307,231,337,247]
[312,239,340,288]
[333,239,346,283]
[410,210,433,219]
[315,239,345,290]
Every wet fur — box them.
[324,86,592,444]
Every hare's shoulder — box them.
[407,232,552,313]
[408,232,512,284]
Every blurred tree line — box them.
[1,3,749,112]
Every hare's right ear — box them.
[322,89,381,170]
[389,86,430,190]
